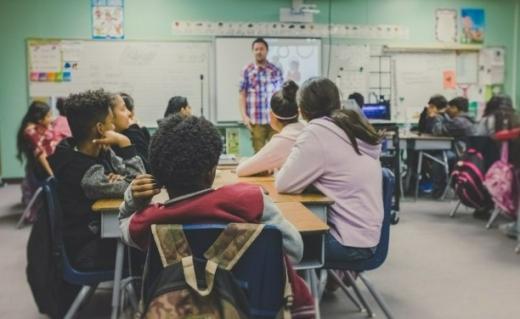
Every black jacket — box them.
[113,124,151,172]
[48,138,144,260]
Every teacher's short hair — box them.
[252,38,268,50]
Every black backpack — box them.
[450,148,493,209]
[140,223,292,319]
[26,181,80,319]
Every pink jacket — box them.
[276,117,383,248]
[53,115,72,139]
[236,122,305,177]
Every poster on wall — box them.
[92,0,124,39]
[460,8,484,44]
[435,9,457,43]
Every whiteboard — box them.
[29,40,211,127]
[324,44,370,101]
[215,37,321,122]
[393,53,457,122]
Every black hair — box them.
[298,77,382,155]
[56,97,67,116]
[252,37,269,50]
[428,95,448,110]
[120,92,135,113]
[149,115,223,194]
[16,101,51,162]
[348,92,365,108]
[270,80,299,124]
[164,96,188,117]
[483,94,516,131]
[448,96,469,112]
[65,89,113,143]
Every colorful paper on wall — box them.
[460,8,485,44]
[92,0,124,39]
[226,128,240,156]
[29,41,61,74]
[443,70,456,89]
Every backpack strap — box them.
[501,141,509,162]
[151,224,192,267]
[203,223,264,270]
[278,258,294,319]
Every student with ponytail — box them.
[276,77,384,265]
[236,80,304,176]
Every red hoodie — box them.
[126,183,315,318]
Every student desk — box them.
[92,171,332,319]
[385,132,454,199]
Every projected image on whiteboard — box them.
[268,38,321,86]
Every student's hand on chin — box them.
[131,174,161,199]
[93,130,131,148]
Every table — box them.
[93,171,332,318]
[385,132,454,199]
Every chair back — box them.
[325,167,395,271]
[41,177,113,284]
[144,224,285,319]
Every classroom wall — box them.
[1,0,519,178]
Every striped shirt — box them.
[239,61,283,125]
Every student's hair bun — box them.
[282,80,298,102]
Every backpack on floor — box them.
[484,142,518,218]
[140,223,292,319]
[450,148,493,209]
[26,184,80,319]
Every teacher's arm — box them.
[239,90,251,131]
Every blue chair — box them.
[143,224,286,319]
[43,177,115,319]
[324,167,395,319]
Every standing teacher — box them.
[239,38,284,153]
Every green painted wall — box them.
[0,0,518,178]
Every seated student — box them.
[236,80,304,177]
[17,101,59,206]
[431,96,475,138]
[157,96,192,125]
[474,94,515,136]
[276,77,384,266]
[53,97,72,140]
[417,94,448,134]
[348,92,365,109]
[48,89,145,270]
[112,93,151,171]
[118,115,314,317]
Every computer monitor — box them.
[362,102,391,120]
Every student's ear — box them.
[95,121,107,138]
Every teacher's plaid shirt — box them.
[239,62,283,125]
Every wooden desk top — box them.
[400,133,454,140]
[93,170,333,211]
[92,196,328,233]
[276,202,329,233]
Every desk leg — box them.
[111,240,124,319]
[304,269,321,319]
[415,151,423,200]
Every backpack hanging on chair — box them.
[484,141,519,218]
[140,223,293,319]
[450,148,493,209]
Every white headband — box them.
[272,112,298,120]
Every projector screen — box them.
[215,37,321,122]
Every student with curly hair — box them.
[48,89,145,270]
[118,115,316,317]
